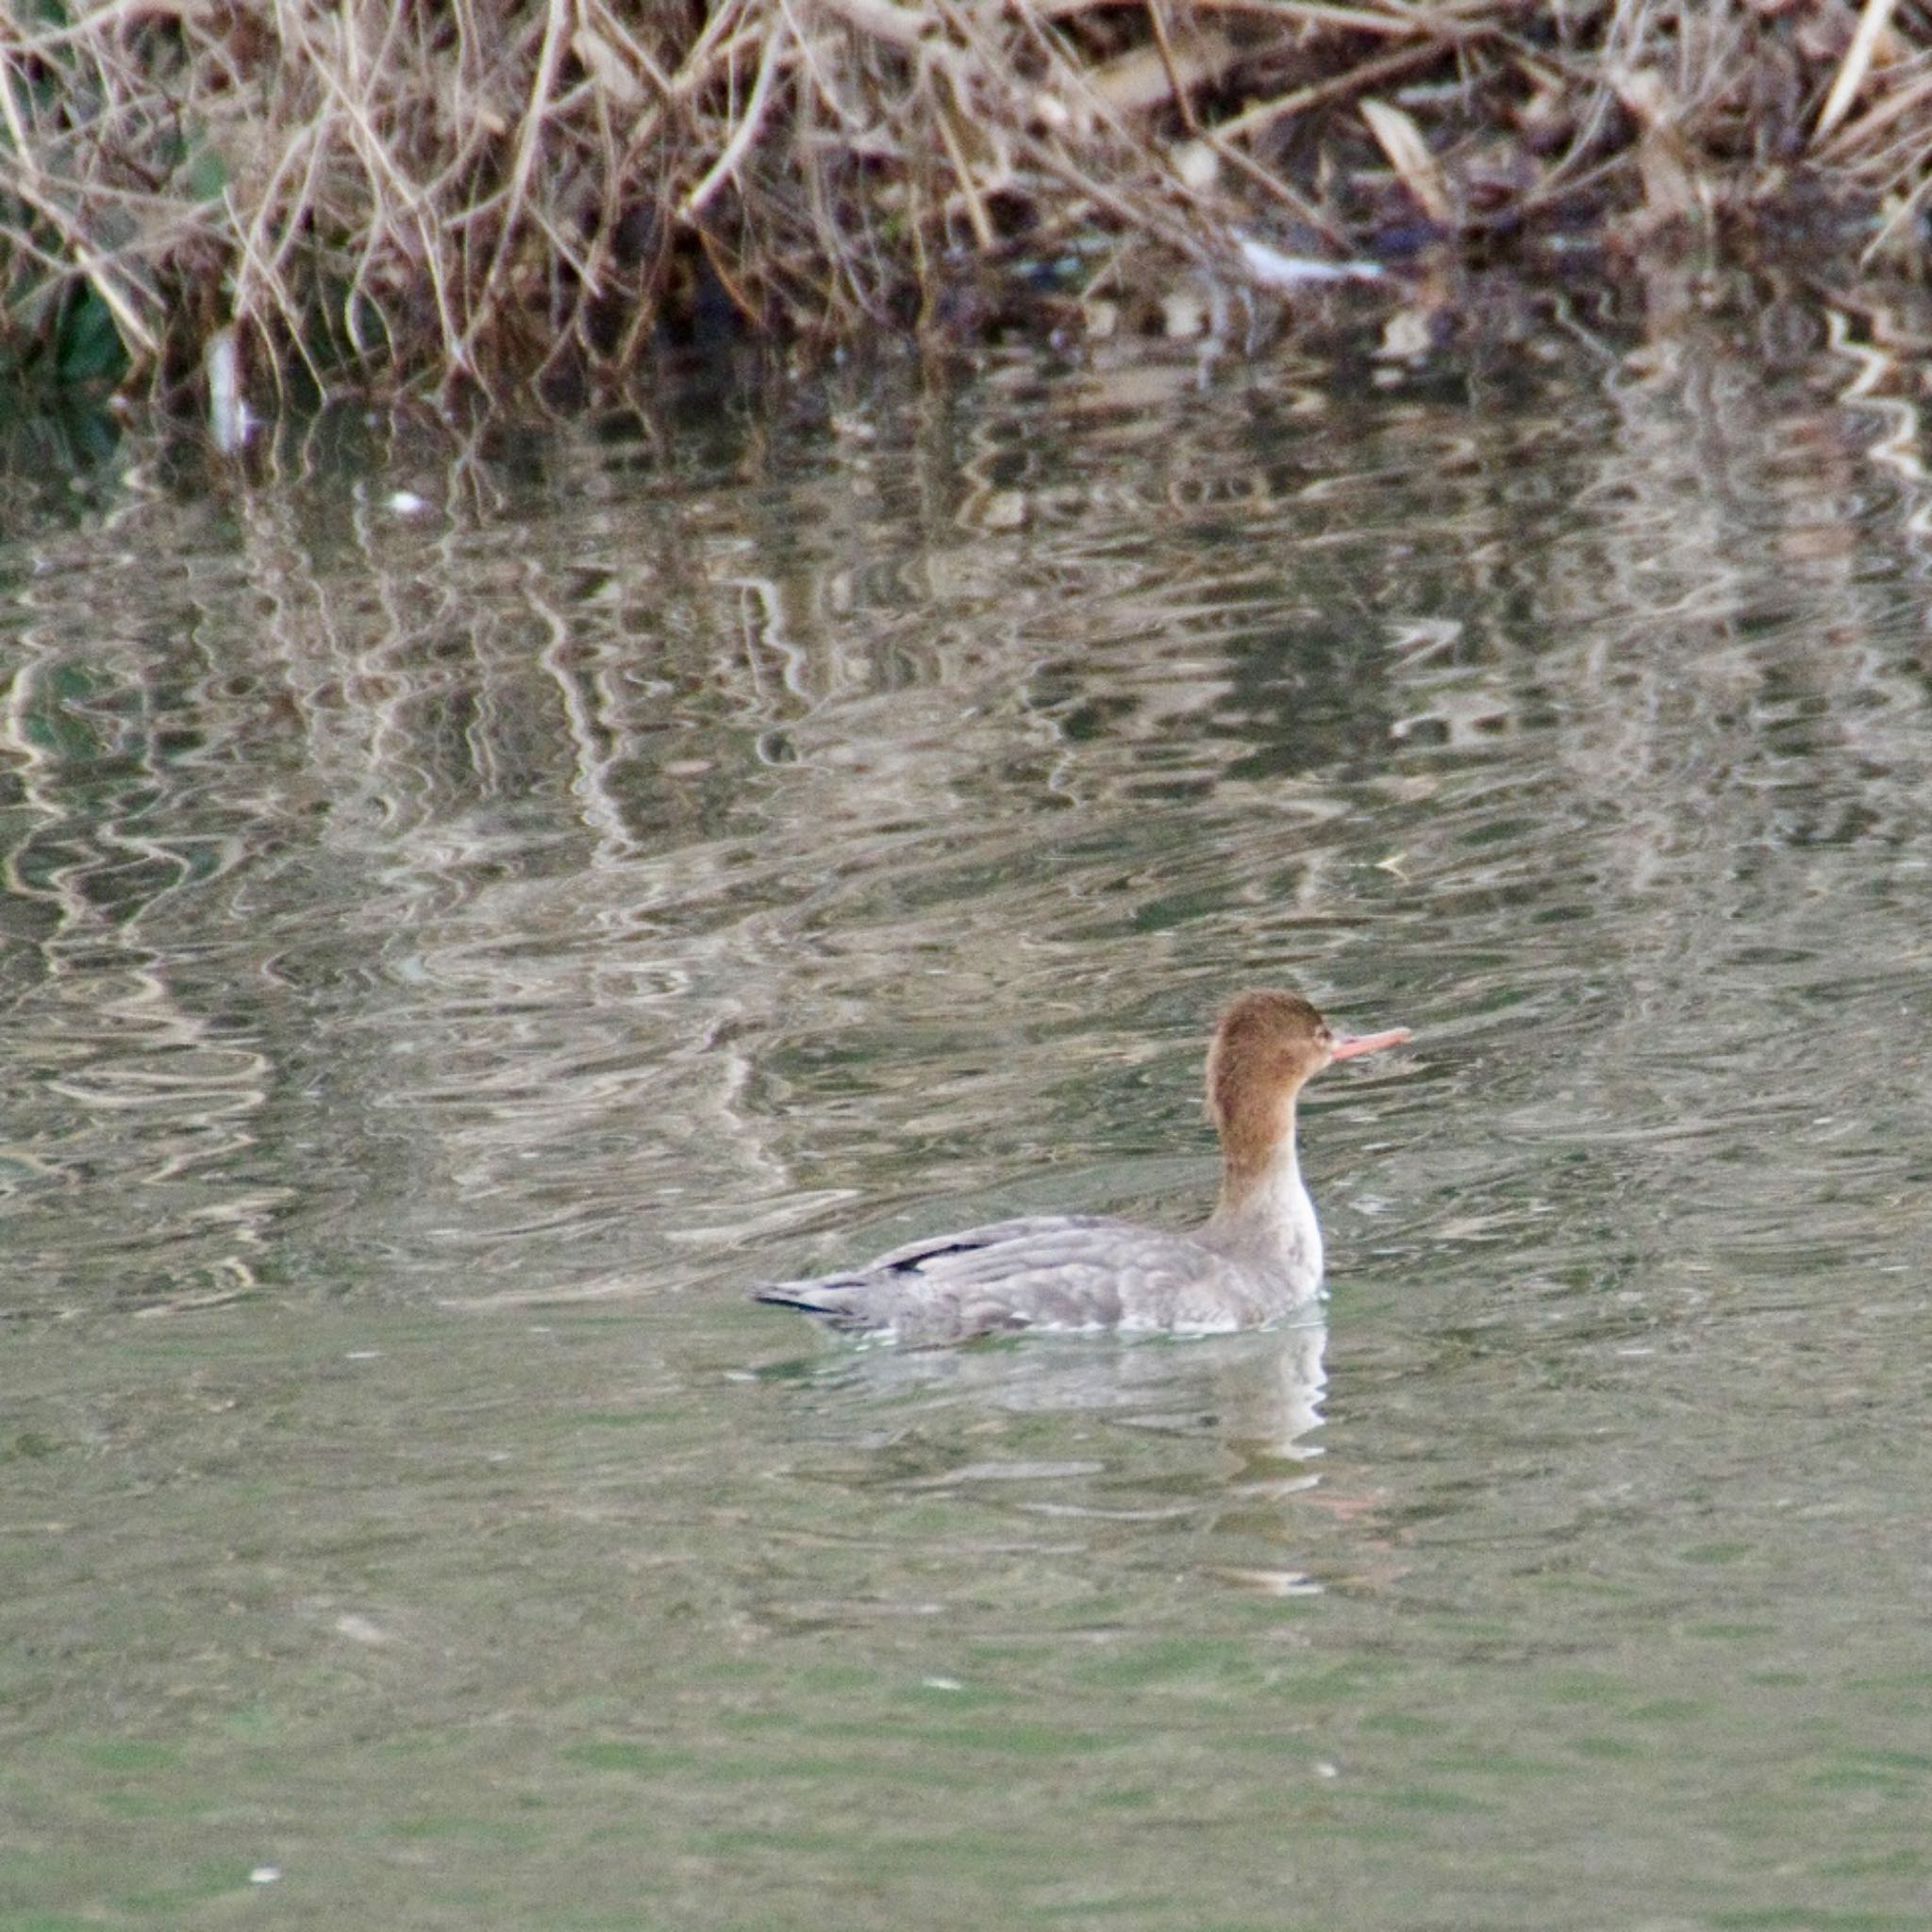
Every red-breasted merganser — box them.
[754,990,1410,1344]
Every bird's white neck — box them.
[1201,1109,1324,1291]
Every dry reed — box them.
[1,0,1926,402]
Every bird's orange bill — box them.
[1329,1026,1412,1061]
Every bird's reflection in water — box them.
[789,1320,1323,1448]
[772,1322,1359,1593]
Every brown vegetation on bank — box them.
[2,0,1928,403]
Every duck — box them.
[753,989,1410,1345]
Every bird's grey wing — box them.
[754,1216,1243,1343]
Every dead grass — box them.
[2,0,1928,401]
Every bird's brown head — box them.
[1205,989,1409,1182]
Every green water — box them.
[4,323,1931,1928]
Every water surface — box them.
[4,319,1932,1928]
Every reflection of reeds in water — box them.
[1365,312,1932,1291]
[0,646,281,1315]
[8,325,1932,1318]
[1542,307,1932,882]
